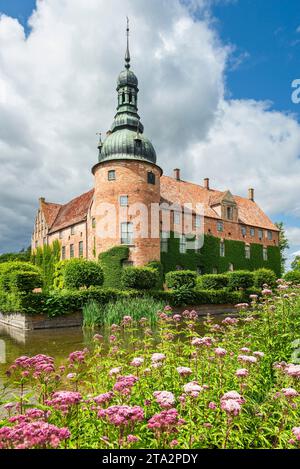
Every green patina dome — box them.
[117,69,138,89]
[96,23,157,166]
[101,128,156,163]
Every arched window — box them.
[129,91,132,103]
[122,92,125,103]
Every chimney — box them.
[39,197,45,205]
[204,178,210,190]
[173,168,180,180]
[248,188,254,201]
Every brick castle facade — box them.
[32,25,279,273]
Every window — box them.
[108,170,116,181]
[147,171,155,185]
[35,240,38,248]
[195,215,201,228]
[179,235,187,254]
[79,241,83,258]
[263,247,268,261]
[122,260,133,267]
[120,195,128,206]
[212,267,218,274]
[160,232,168,253]
[71,226,75,235]
[70,244,74,258]
[250,227,255,237]
[217,221,224,232]
[241,226,247,237]
[174,211,181,225]
[59,231,63,240]
[228,263,234,272]
[227,206,233,220]
[92,218,96,229]
[62,246,66,260]
[267,230,273,241]
[121,222,133,245]
[258,229,263,240]
[129,91,132,103]
[245,244,251,259]
[43,237,47,245]
[122,92,125,104]
[220,241,225,257]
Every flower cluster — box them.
[0,421,70,449]
[153,391,175,409]
[7,354,55,378]
[113,375,138,395]
[221,391,245,417]
[45,391,82,413]
[147,408,185,433]
[98,405,144,426]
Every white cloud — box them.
[286,227,300,246]
[0,0,299,252]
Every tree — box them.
[31,240,61,292]
[291,255,300,271]
[0,246,31,263]
[275,222,290,275]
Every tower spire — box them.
[125,17,130,69]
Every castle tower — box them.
[91,20,162,265]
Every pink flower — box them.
[221,391,245,404]
[127,434,139,443]
[240,347,251,353]
[68,350,87,364]
[208,401,217,410]
[183,381,203,397]
[109,367,122,376]
[253,351,264,358]
[281,388,299,399]
[93,392,114,405]
[147,408,185,433]
[170,439,179,447]
[292,427,300,441]
[235,368,249,378]
[66,373,77,380]
[221,399,242,416]
[0,421,70,449]
[214,347,227,357]
[238,355,257,365]
[113,375,138,395]
[173,314,182,322]
[151,353,166,363]
[285,364,300,378]
[222,317,238,325]
[235,303,249,309]
[93,334,103,342]
[130,357,144,367]
[45,391,82,412]
[262,289,272,296]
[191,336,213,347]
[153,391,175,409]
[176,366,192,377]
[98,405,144,427]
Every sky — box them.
[0,0,299,267]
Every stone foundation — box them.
[0,312,82,330]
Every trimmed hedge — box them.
[149,288,244,307]
[198,274,229,290]
[0,261,41,292]
[165,270,197,289]
[284,270,300,284]
[227,270,255,290]
[253,268,277,289]
[9,271,42,293]
[99,246,129,288]
[64,259,104,289]
[121,267,159,290]
[146,261,164,289]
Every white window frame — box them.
[121,222,134,245]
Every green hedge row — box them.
[197,268,276,291]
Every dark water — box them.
[0,325,99,385]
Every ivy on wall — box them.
[161,233,281,277]
[99,246,129,288]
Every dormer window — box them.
[147,171,155,185]
[217,221,224,232]
[108,170,116,181]
[227,206,233,220]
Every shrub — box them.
[146,261,164,289]
[0,261,41,292]
[227,270,255,290]
[121,267,159,290]
[149,288,243,307]
[165,270,197,289]
[253,268,277,289]
[284,270,300,284]
[31,240,61,292]
[198,274,229,290]
[64,259,104,289]
[99,246,129,288]
[9,271,42,293]
[53,260,69,290]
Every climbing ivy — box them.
[161,233,281,277]
[99,246,129,288]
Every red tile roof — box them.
[160,176,279,231]
[47,189,94,233]
[41,177,278,234]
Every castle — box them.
[32,25,281,276]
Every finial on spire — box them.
[96,132,102,151]
[125,17,130,69]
